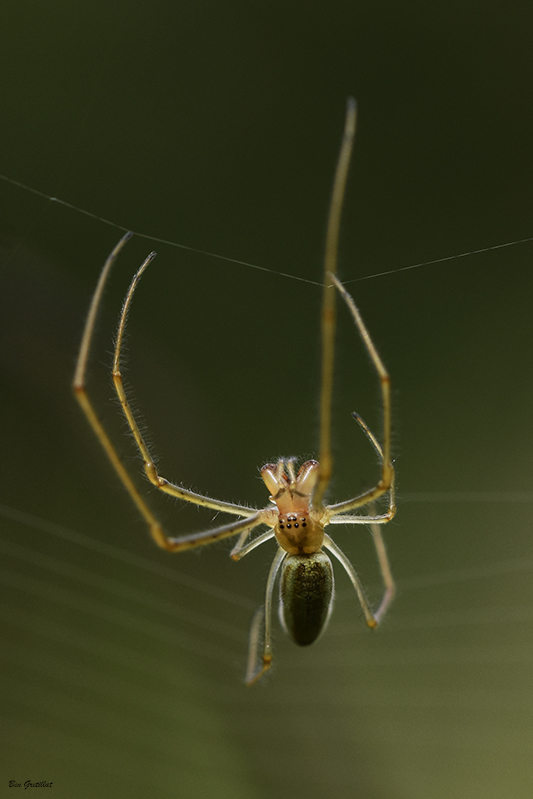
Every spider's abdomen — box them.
[279,551,334,646]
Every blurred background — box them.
[1,2,533,797]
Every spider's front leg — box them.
[323,275,394,517]
[74,233,260,556]
[111,253,257,518]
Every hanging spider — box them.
[73,98,396,685]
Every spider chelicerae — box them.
[73,98,396,685]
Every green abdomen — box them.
[280,551,335,646]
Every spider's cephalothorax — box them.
[261,460,325,555]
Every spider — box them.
[73,98,396,685]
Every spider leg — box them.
[112,253,257,517]
[367,511,396,623]
[245,547,286,686]
[327,514,395,621]
[324,277,393,515]
[313,98,357,511]
[156,510,269,553]
[73,235,165,540]
[328,513,392,525]
[323,534,377,628]
[73,233,258,555]
[324,413,396,623]
[325,412,396,520]
[231,527,276,561]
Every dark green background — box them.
[1,2,532,797]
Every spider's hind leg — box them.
[245,547,285,686]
